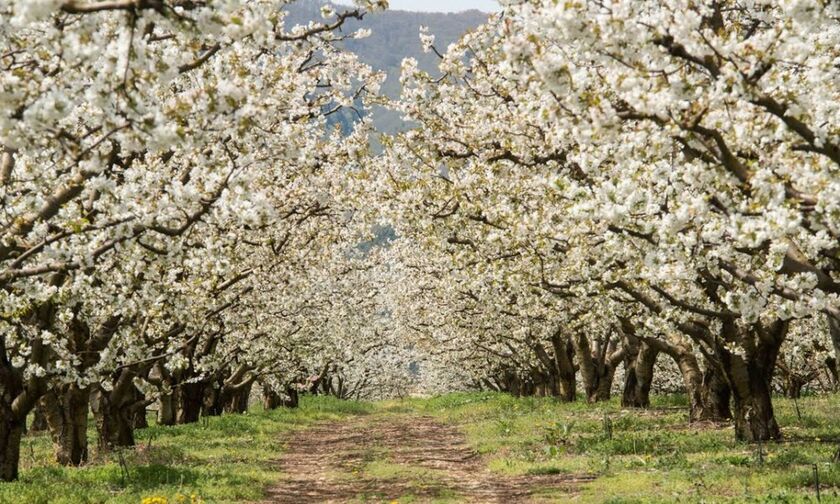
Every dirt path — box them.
[264,414,593,503]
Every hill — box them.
[288,1,490,132]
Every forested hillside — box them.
[289,0,490,132]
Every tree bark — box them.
[262,385,283,410]
[283,387,299,408]
[222,382,252,414]
[42,385,90,466]
[202,384,223,417]
[0,418,23,482]
[176,382,205,424]
[827,309,840,390]
[97,406,135,449]
[551,333,577,402]
[718,321,786,442]
[574,333,623,402]
[157,394,176,426]
[622,341,659,408]
[0,355,45,481]
[91,389,136,450]
[700,364,732,420]
[29,403,48,433]
[639,334,731,422]
[133,408,149,429]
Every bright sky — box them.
[338,0,500,12]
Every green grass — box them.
[390,392,840,503]
[8,392,840,503]
[5,396,371,504]
[361,459,461,502]
[363,459,448,481]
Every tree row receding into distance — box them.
[0,0,839,484]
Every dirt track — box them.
[264,414,593,503]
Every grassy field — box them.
[393,393,840,503]
[5,397,371,504]
[6,392,840,503]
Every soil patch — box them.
[264,414,593,503]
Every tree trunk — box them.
[0,301,55,480]
[176,383,204,424]
[29,403,48,433]
[622,341,658,408]
[262,386,283,410]
[784,379,804,399]
[99,408,135,449]
[827,310,840,391]
[133,408,148,429]
[0,359,43,481]
[335,376,345,400]
[556,373,576,402]
[700,365,732,420]
[523,379,535,397]
[639,335,731,422]
[776,358,807,399]
[283,387,299,408]
[223,382,252,414]
[535,332,575,401]
[0,418,23,482]
[92,390,136,450]
[157,394,176,426]
[676,354,708,421]
[719,321,785,442]
[574,333,623,402]
[132,389,148,429]
[826,356,839,390]
[595,366,616,402]
[202,385,223,417]
[551,334,577,402]
[42,386,90,466]
[574,334,598,401]
[726,358,781,441]
[507,374,521,397]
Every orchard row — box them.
[0,0,838,484]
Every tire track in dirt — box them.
[263,414,593,503]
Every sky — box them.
[338,0,500,12]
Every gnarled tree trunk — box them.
[551,333,577,402]
[157,394,176,426]
[622,340,659,408]
[534,331,576,401]
[0,300,54,480]
[718,320,786,442]
[283,386,299,408]
[29,403,48,433]
[131,389,148,429]
[574,332,624,402]
[91,389,136,450]
[223,382,252,414]
[0,347,46,481]
[96,405,135,449]
[0,417,23,482]
[699,364,732,420]
[637,333,730,422]
[42,385,90,466]
[176,382,205,424]
[202,384,223,417]
[262,385,283,410]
